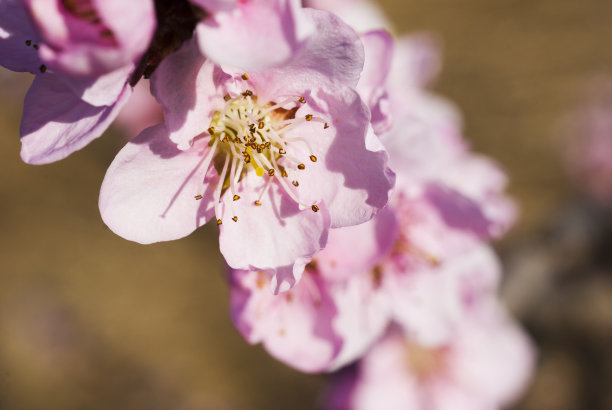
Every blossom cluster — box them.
[0,0,534,408]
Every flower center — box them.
[195,74,329,224]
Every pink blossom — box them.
[228,206,398,373]
[24,0,155,76]
[0,0,157,163]
[99,9,394,293]
[561,78,612,205]
[195,0,313,71]
[326,303,535,410]
[227,30,516,370]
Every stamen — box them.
[311,205,319,212]
[297,164,305,170]
[241,73,249,80]
[232,216,238,222]
[309,155,317,162]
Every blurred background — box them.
[2,0,612,408]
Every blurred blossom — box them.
[561,78,612,205]
[325,303,535,410]
[113,79,163,140]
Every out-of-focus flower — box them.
[99,8,394,293]
[114,79,163,140]
[325,303,535,410]
[561,78,612,205]
[0,0,156,164]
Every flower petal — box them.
[151,38,230,150]
[196,0,311,71]
[248,8,364,102]
[218,171,330,293]
[357,30,393,134]
[99,124,215,244]
[284,88,395,228]
[316,205,398,282]
[20,73,131,164]
[0,0,42,73]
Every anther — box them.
[309,155,317,162]
[39,64,46,73]
[224,94,231,102]
[232,216,238,222]
[233,195,240,201]
[305,114,313,121]
[292,181,299,187]
[297,163,305,170]
[281,169,288,177]
[242,90,253,97]
[324,123,329,129]
[258,121,265,129]
[268,169,275,176]
[312,205,320,212]
[241,73,249,80]
[279,148,286,155]
[254,200,262,206]
[298,96,306,103]
[208,126,215,135]
[33,44,39,50]
[194,194,203,200]
[217,219,222,225]
[25,40,32,46]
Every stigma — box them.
[194,74,330,222]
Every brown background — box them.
[2,0,612,408]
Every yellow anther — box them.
[217,219,222,225]
[233,195,240,201]
[292,181,299,187]
[305,114,313,121]
[297,163,305,170]
[309,155,317,162]
[254,200,262,206]
[241,73,249,80]
[194,194,203,200]
[224,94,231,101]
[232,216,238,222]
[268,169,275,176]
[279,148,286,155]
[298,96,306,103]
[258,121,265,129]
[207,126,215,135]
[324,123,329,129]
[311,205,320,212]
[281,169,288,177]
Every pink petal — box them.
[247,8,364,102]
[218,171,330,293]
[357,30,394,134]
[190,0,236,12]
[316,205,398,282]
[151,38,230,150]
[20,73,131,164]
[0,0,42,73]
[196,0,311,71]
[229,266,390,372]
[282,88,395,228]
[26,0,155,76]
[99,124,215,244]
